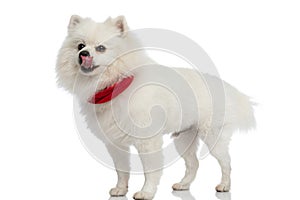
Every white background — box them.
[1,0,300,200]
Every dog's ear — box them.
[111,16,129,37]
[68,15,82,30]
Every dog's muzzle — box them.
[78,51,99,73]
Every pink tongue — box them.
[81,56,93,69]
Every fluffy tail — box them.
[239,98,256,132]
[233,92,257,132]
[223,81,256,132]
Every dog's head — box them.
[56,15,130,92]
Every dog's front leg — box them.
[133,136,163,200]
[106,144,130,197]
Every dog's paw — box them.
[172,183,190,190]
[109,187,128,196]
[215,183,230,192]
[133,191,154,200]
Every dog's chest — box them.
[80,103,134,144]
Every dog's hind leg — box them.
[203,127,233,192]
[106,144,130,197]
[172,131,199,190]
[133,136,163,200]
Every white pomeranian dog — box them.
[56,15,255,200]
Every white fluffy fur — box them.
[56,15,255,200]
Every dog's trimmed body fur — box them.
[56,15,256,200]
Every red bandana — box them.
[88,76,134,104]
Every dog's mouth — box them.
[80,65,100,73]
[79,56,100,73]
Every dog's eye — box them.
[78,43,85,51]
[95,45,106,53]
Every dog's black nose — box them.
[79,50,90,64]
